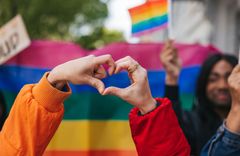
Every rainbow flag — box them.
[129,0,168,36]
[0,40,218,156]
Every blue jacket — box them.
[201,122,240,156]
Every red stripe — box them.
[147,0,167,2]
[129,1,167,15]
[44,150,137,156]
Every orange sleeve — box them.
[0,73,71,156]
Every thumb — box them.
[102,87,126,98]
[88,77,105,94]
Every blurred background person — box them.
[160,40,238,155]
[201,64,240,156]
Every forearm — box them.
[226,105,240,134]
[129,98,190,156]
[137,97,157,115]
[166,73,179,85]
[164,85,180,101]
[201,104,240,156]
[0,73,71,156]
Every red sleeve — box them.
[129,98,190,156]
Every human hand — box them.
[103,56,156,115]
[228,65,240,108]
[226,65,240,133]
[47,55,115,94]
[160,40,181,85]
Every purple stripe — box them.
[132,23,168,37]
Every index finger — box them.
[94,54,116,75]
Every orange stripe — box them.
[44,150,138,156]
[129,1,167,15]
[130,6,167,24]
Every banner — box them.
[0,40,219,156]
[0,15,30,65]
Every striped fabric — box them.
[0,40,219,156]
[128,0,168,36]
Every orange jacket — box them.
[0,73,71,156]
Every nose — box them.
[218,78,228,89]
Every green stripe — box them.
[180,93,194,110]
[132,14,168,33]
[3,91,17,113]
[3,91,133,120]
[2,91,194,120]
[64,93,133,120]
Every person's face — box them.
[206,60,233,107]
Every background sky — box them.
[105,0,145,42]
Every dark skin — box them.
[206,60,233,119]
[226,65,240,134]
[160,40,233,119]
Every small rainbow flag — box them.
[128,0,168,36]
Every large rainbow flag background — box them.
[128,0,169,36]
[0,40,218,156]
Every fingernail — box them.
[108,69,113,76]
[102,90,107,95]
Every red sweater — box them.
[129,98,191,156]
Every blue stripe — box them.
[132,14,168,34]
[0,65,200,97]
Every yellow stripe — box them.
[46,120,135,150]
[131,6,167,24]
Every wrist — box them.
[226,105,240,133]
[47,70,67,90]
[139,98,157,115]
[166,74,178,85]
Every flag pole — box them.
[168,0,174,40]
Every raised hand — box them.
[103,56,156,115]
[160,40,181,85]
[226,65,240,133]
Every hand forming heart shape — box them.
[49,54,156,114]
[93,55,156,113]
